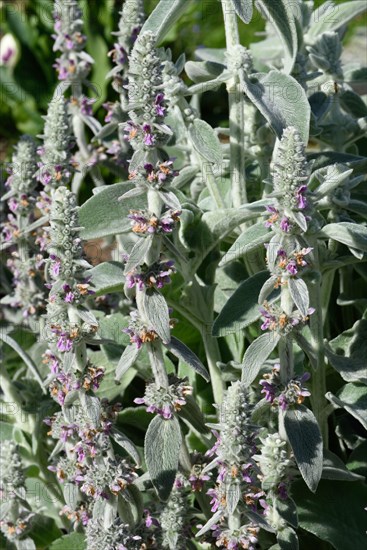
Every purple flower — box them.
[154,93,166,117]
[143,127,155,147]
[296,185,308,209]
[286,259,298,275]
[56,333,73,352]
[280,216,291,232]
[80,97,95,116]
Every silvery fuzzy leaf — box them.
[16,539,36,550]
[140,0,190,44]
[95,121,118,140]
[93,498,106,520]
[0,502,12,521]
[136,289,171,344]
[288,278,310,317]
[258,275,279,305]
[175,53,186,74]
[87,261,125,296]
[104,496,118,529]
[325,347,367,384]
[267,234,284,271]
[226,482,241,515]
[256,0,298,73]
[80,393,101,427]
[241,331,280,386]
[219,222,271,266]
[49,439,64,460]
[115,344,141,383]
[275,497,298,528]
[230,0,253,23]
[322,449,364,482]
[172,165,198,189]
[157,190,182,210]
[0,333,44,390]
[189,119,223,165]
[320,222,367,253]
[283,405,323,493]
[291,210,308,232]
[144,415,182,501]
[185,60,226,83]
[75,307,99,327]
[196,510,223,537]
[123,235,154,275]
[118,485,144,527]
[79,182,146,240]
[294,332,318,370]
[78,113,102,135]
[213,271,279,337]
[276,526,299,550]
[245,510,275,532]
[164,336,209,381]
[63,483,79,510]
[326,383,367,430]
[306,1,367,41]
[242,71,310,144]
[178,394,209,434]
[63,390,80,406]
[111,428,141,466]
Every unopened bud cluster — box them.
[53,0,93,83]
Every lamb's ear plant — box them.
[1,1,367,549]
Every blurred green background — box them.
[0,0,364,161]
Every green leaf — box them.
[307,1,367,41]
[275,498,298,528]
[115,344,141,383]
[111,428,141,466]
[276,526,299,550]
[144,415,182,501]
[185,60,226,83]
[136,289,171,344]
[213,271,278,336]
[230,0,253,24]
[63,483,79,510]
[48,533,86,550]
[325,347,367,384]
[326,383,367,430]
[242,70,310,144]
[140,0,192,44]
[123,236,153,275]
[0,333,44,391]
[320,222,367,253]
[79,183,146,240]
[164,336,209,381]
[283,406,323,493]
[219,223,271,266]
[27,515,62,548]
[226,482,241,515]
[322,449,364,482]
[189,119,223,165]
[241,331,280,386]
[257,0,298,73]
[292,479,367,550]
[87,262,125,296]
[288,278,309,317]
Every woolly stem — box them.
[221,0,247,207]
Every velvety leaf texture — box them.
[283,406,323,493]
[144,415,182,501]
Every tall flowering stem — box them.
[120,30,181,393]
[44,187,139,537]
[1,136,45,318]
[52,0,104,189]
[107,0,145,105]
[221,0,248,207]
